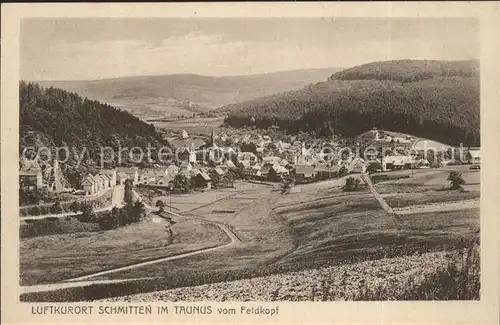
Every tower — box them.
[210,128,218,149]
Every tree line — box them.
[224,76,480,146]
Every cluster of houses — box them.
[19,160,64,192]
[373,128,413,144]
[79,160,239,195]
[20,128,482,196]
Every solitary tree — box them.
[448,171,466,190]
[79,201,95,222]
[172,174,190,193]
[281,176,295,194]
[50,200,63,214]
[123,179,134,205]
[69,200,80,214]
[365,162,382,174]
[131,200,146,222]
[342,176,360,192]
[156,200,166,212]
[29,206,41,216]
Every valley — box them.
[19,59,481,302]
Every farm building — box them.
[116,172,129,185]
[383,155,414,171]
[116,167,139,184]
[314,164,338,180]
[99,169,117,186]
[19,167,43,191]
[295,165,316,183]
[81,175,98,195]
[192,171,212,189]
[466,147,481,165]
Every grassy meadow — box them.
[20,216,229,285]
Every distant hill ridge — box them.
[36,68,342,117]
[223,59,480,146]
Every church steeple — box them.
[210,128,217,148]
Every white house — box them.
[467,148,481,165]
[81,175,97,195]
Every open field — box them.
[374,167,479,193]
[92,187,296,282]
[383,190,479,208]
[20,169,480,301]
[20,216,228,285]
[273,187,479,268]
[141,181,275,212]
[85,179,477,283]
[152,116,225,136]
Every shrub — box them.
[156,200,165,212]
[366,162,382,174]
[69,200,80,213]
[29,206,41,216]
[50,201,63,214]
[342,177,360,192]
[78,202,95,222]
[447,171,466,190]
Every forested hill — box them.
[328,59,479,82]
[223,60,480,146]
[20,82,170,183]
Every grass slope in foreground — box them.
[21,177,479,301]
[20,216,229,286]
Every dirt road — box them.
[19,191,242,293]
[360,173,394,214]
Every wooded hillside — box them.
[224,60,480,146]
[20,81,170,185]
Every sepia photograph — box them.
[17,16,482,303]
[2,3,499,325]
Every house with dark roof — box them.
[99,169,116,186]
[314,164,338,180]
[294,165,316,183]
[192,171,212,189]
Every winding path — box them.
[360,173,394,214]
[21,189,241,294]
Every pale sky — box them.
[21,18,479,81]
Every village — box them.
[19,127,481,203]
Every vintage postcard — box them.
[1,2,499,325]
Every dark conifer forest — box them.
[223,60,480,146]
[20,81,170,185]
